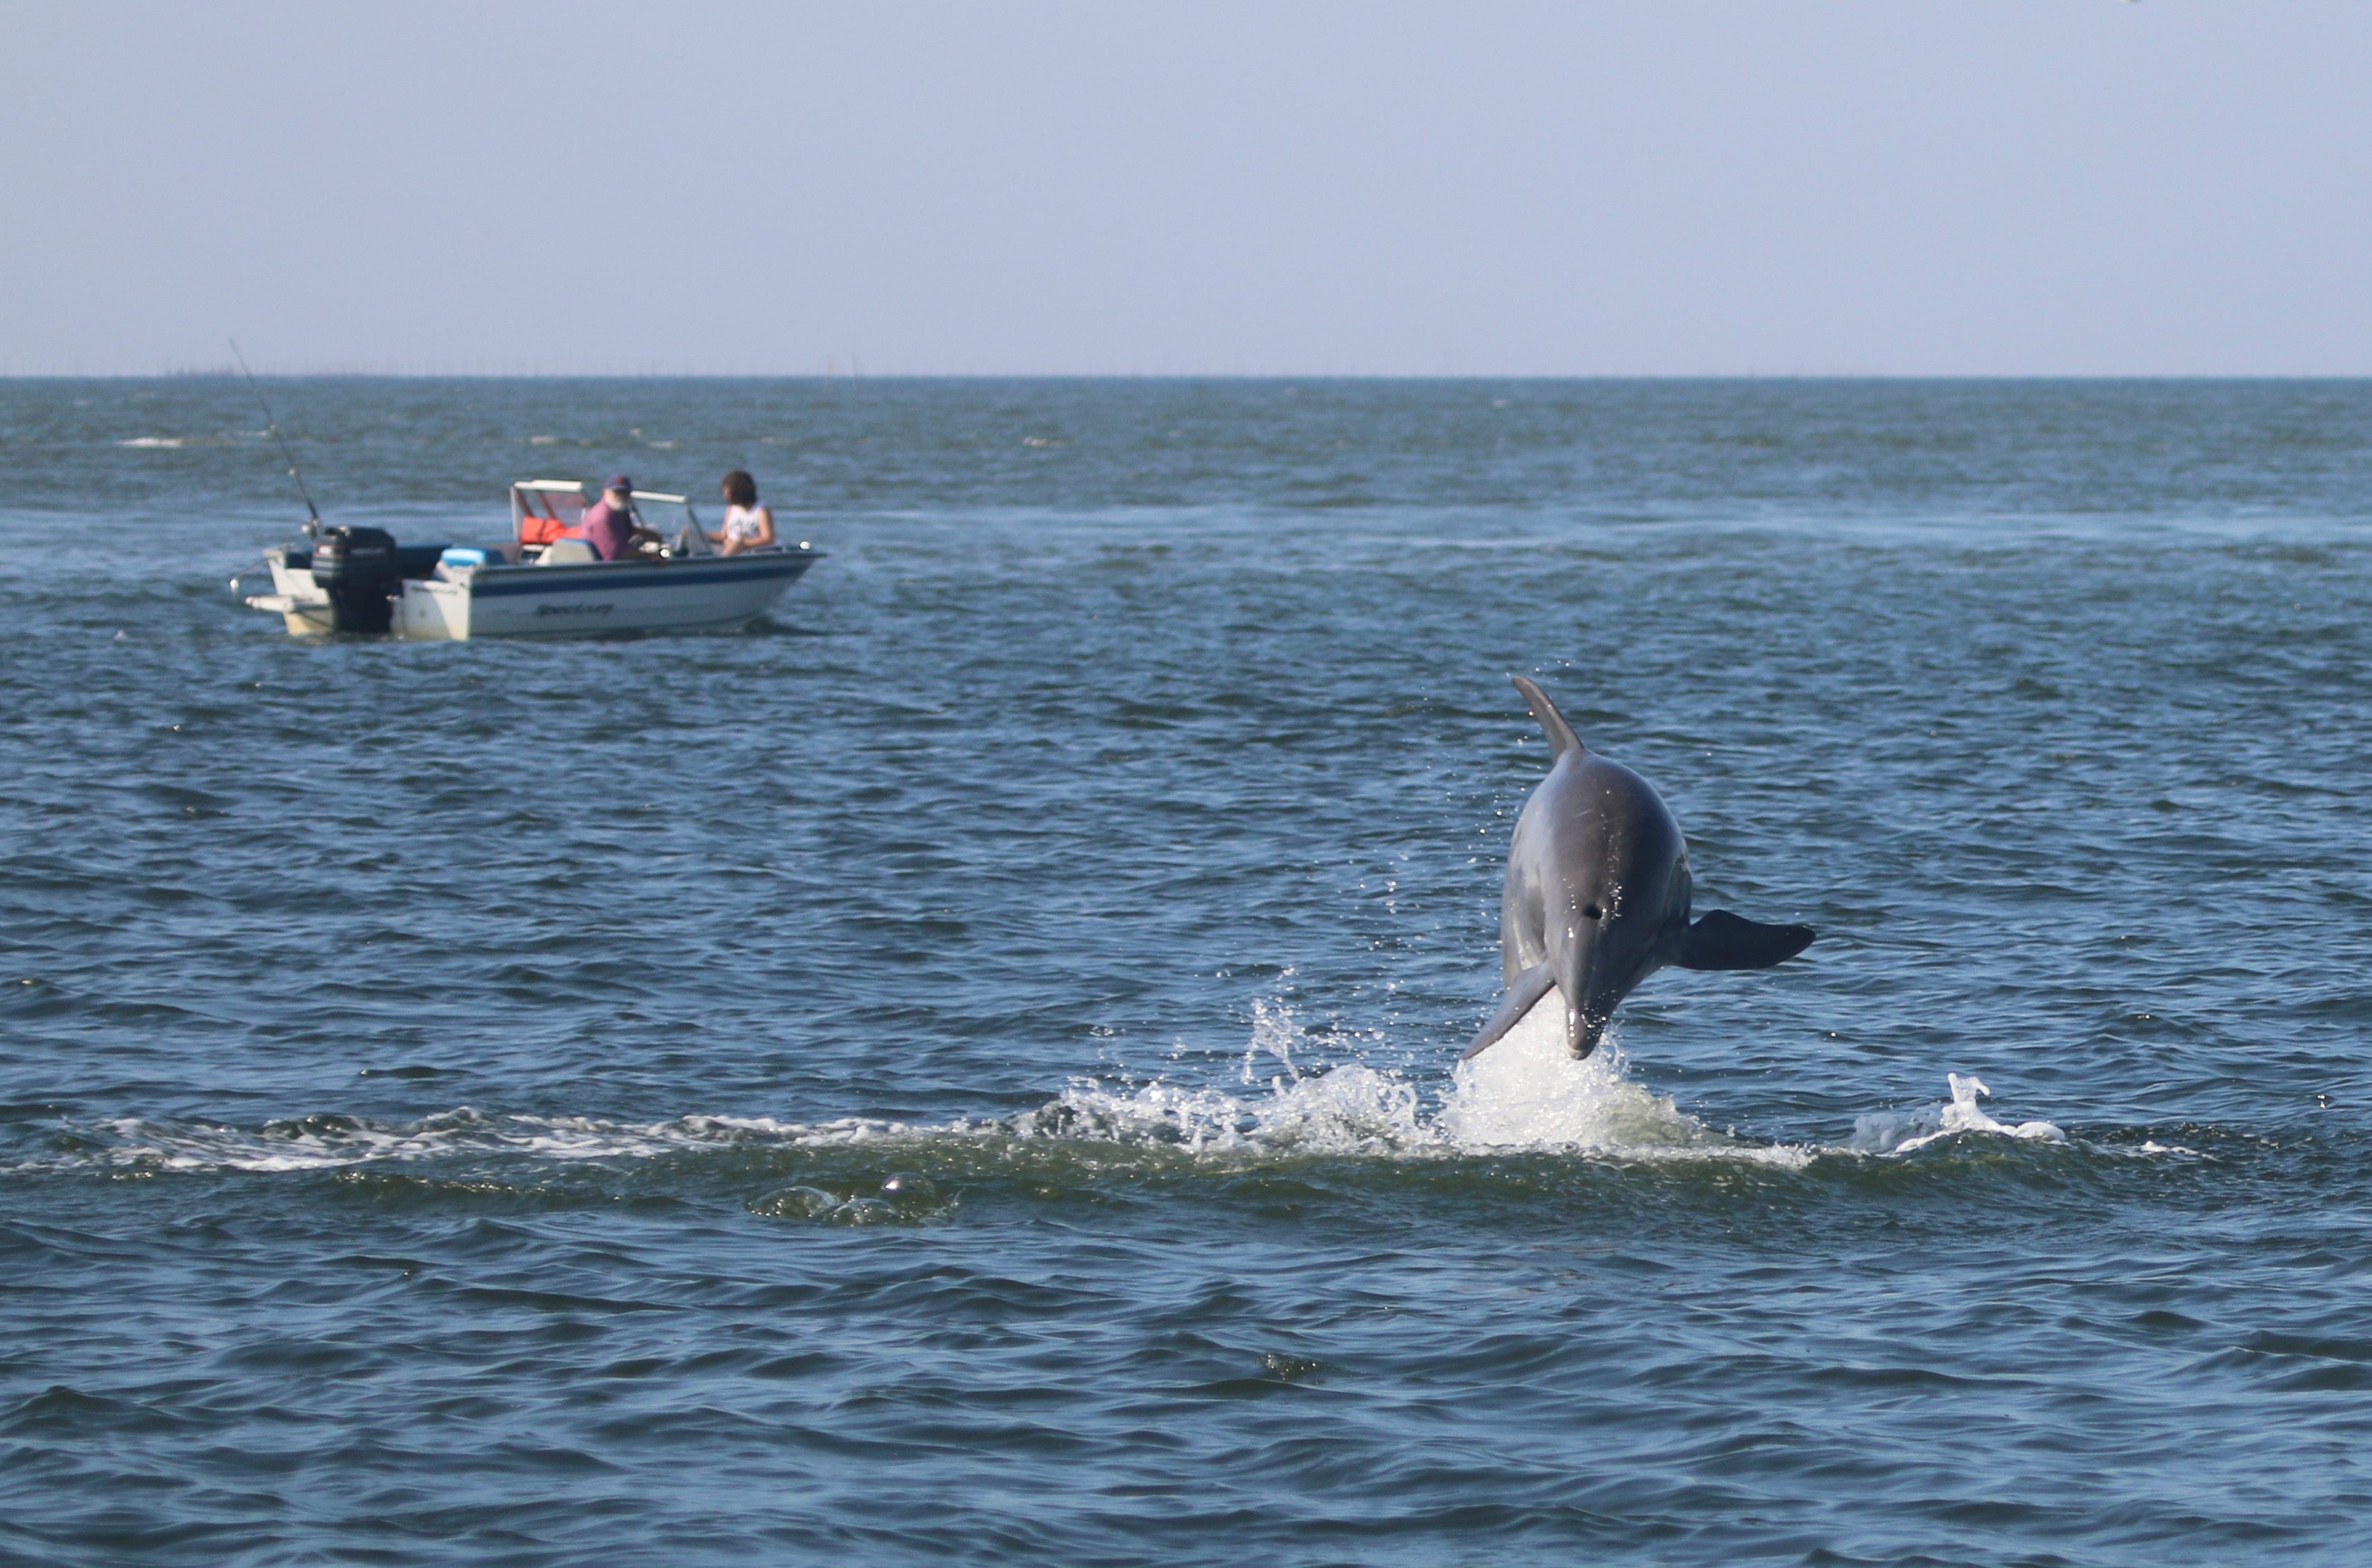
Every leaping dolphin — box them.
[1464,676,1815,1062]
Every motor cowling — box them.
[309,526,399,633]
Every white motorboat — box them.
[238,480,822,639]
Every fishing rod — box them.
[228,338,322,535]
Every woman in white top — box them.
[709,469,775,555]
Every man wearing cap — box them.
[574,475,656,561]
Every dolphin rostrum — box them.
[1464,676,1815,1062]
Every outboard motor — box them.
[309,525,399,634]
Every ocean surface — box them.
[4,377,2372,1566]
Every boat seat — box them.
[537,539,600,565]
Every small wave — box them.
[750,1171,947,1224]
[8,1106,949,1175]
[117,437,186,448]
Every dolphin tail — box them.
[1461,962,1556,1060]
[1509,675,1583,759]
[1677,909,1815,971]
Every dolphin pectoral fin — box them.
[1677,909,1816,971]
[1461,962,1557,1061]
[1509,675,1584,760]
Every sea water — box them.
[4,378,2371,1563]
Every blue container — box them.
[439,546,497,569]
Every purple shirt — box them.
[577,497,635,560]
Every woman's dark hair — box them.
[722,470,759,508]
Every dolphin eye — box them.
[1583,904,1602,921]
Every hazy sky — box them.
[5,1,2368,375]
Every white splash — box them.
[1437,990,1743,1155]
[117,436,186,448]
[14,1004,2082,1177]
[1849,1072,2066,1155]
[1031,990,1803,1165]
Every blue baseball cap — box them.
[607,474,633,491]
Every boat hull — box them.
[250,547,819,641]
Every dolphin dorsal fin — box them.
[1510,675,1584,759]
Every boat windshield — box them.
[627,490,700,533]
[509,481,710,554]
[513,481,587,546]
